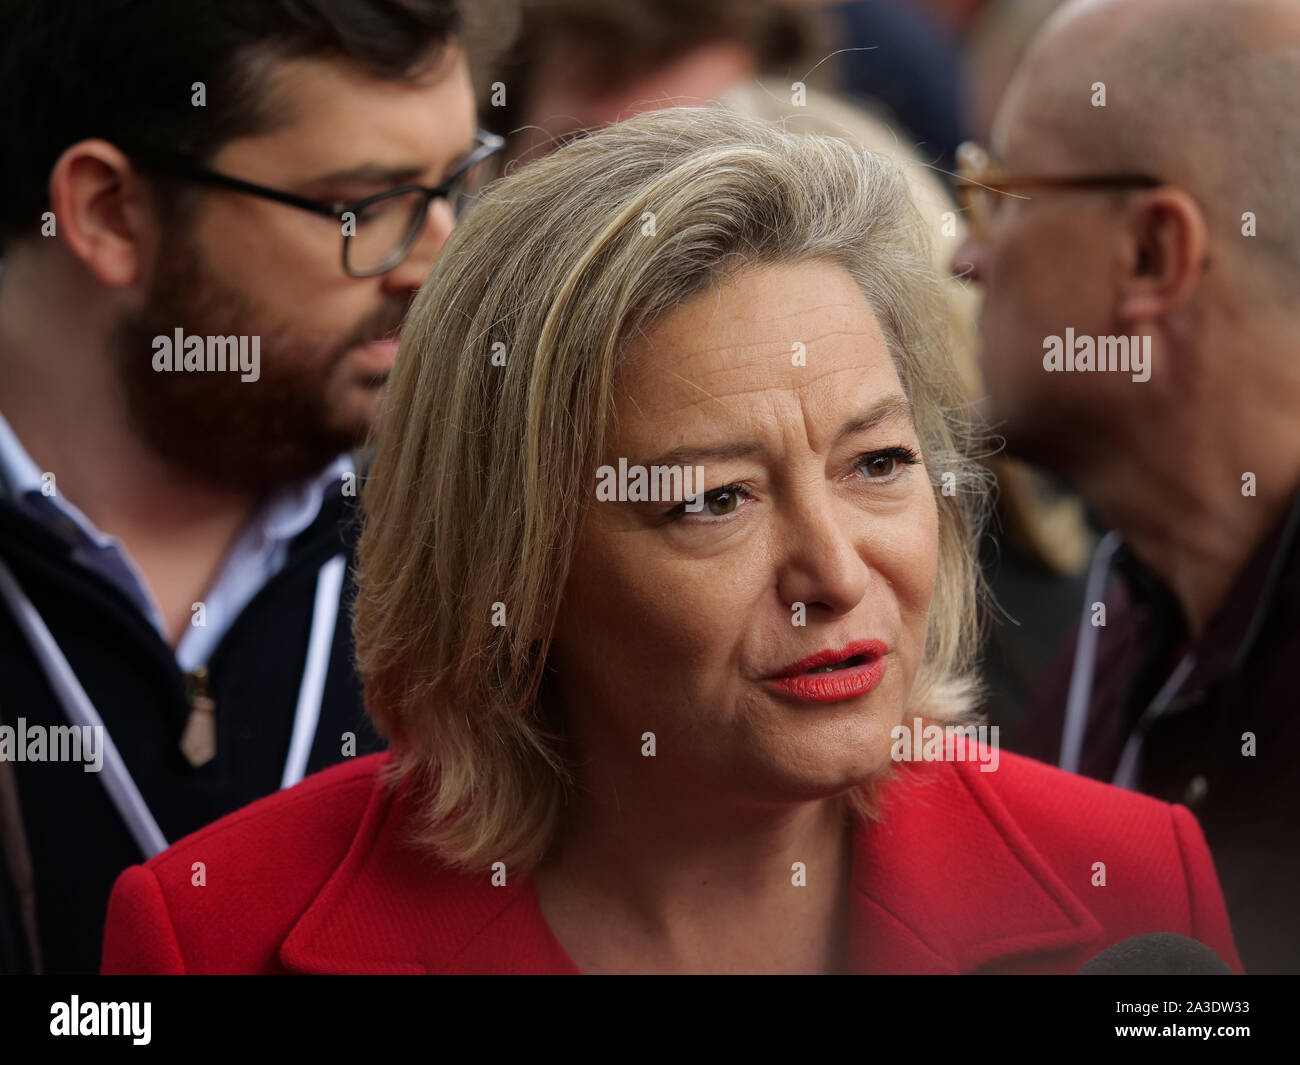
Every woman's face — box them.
[549,261,940,804]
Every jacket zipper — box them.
[180,665,217,767]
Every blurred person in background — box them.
[962,0,1064,146]
[954,0,1300,972]
[0,0,504,972]
[823,0,980,171]
[484,0,823,165]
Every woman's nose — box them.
[774,493,871,619]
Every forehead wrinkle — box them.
[647,360,890,423]
[719,294,860,331]
[649,323,879,384]
[615,263,894,445]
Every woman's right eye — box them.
[668,483,754,524]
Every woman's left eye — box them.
[855,446,919,480]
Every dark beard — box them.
[112,225,406,495]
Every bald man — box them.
[954,0,1300,973]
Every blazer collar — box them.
[280,767,577,974]
[281,758,1102,974]
[846,760,1104,973]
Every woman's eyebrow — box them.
[635,441,765,469]
[836,395,914,439]
[632,396,914,470]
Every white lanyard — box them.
[0,551,345,858]
[1059,531,1123,774]
[281,553,345,789]
[1059,531,1194,788]
[1109,652,1195,789]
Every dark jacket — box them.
[0,489,385,973]
[1013,493,1300,973]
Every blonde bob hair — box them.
[355,106,988,873]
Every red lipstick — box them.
[764,639,888,703]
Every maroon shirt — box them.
[1013,493,1300,973]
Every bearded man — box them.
[0,0,500,973]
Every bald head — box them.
[996,0,1300,302]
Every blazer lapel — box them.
[279,771,577,974]
[848,760,1104,973]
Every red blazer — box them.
[101,750,1242,974]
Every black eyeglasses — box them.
[131,129,506,277]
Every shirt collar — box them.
[0,405,120,553]
[258,452,355,546]
[0,405,356,643]
[0,405,45,500]
[1112,487,1300,696]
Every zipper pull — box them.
[180,665,217,768]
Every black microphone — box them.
[1078,933,1235,974]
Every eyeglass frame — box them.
[954,140,1162,236]
[127,128,506,277]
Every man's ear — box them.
[1116,186,1208,325]
[46,139,160,289]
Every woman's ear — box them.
[46,138,159,289]
[1115,186,1208,326]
